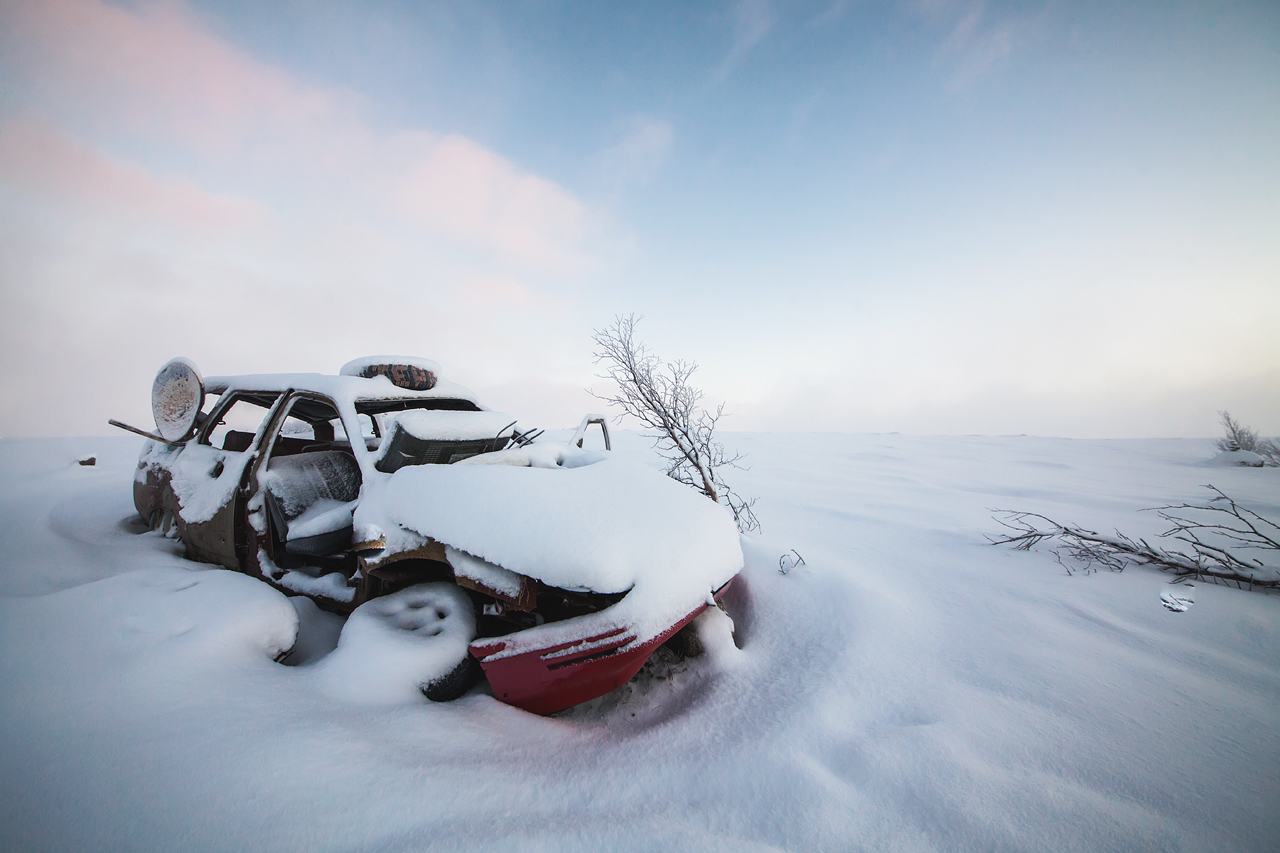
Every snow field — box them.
[0,434,1277,852]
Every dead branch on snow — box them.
[989,485,1280,591]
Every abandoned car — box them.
[112,356,743,714]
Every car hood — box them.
[361,452,743,642]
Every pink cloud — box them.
[0,118,263,232]
[393,133,595,272]
[1,0,337,152]
[0,0,602,272]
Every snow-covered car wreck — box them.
[113,357,743,714]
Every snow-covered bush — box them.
[1215,411,1279,466]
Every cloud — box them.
[908,0,1043,90]
[392,132,597,272]
[595,115,675,192]
[0,0,604,273]
[0,0,337,151]
[711,0,776,85]
[0,0,616,437]
[0,118,264,235]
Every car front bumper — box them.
[468,575,737,715]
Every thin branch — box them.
[988,486,1280,592]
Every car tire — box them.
[422,654,484,702]
[148,508,177,538]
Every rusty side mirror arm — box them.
[570,414,612,451]
[108,419,186,446]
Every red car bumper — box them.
[470,576,736,715]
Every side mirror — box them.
[152,358,204,443]
[570,414,611,451]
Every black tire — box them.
[422,654,484,702]
[149,508,177,537]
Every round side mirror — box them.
[152,358,204,443]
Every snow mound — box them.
[308,583,475,704]
[1208,449,1266,467]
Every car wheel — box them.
[148,508,177,538]
[423,654,484,702]
[317,582,481,705]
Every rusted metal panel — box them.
[361,539,447,570]
[454,571,538,612]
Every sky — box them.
[0,0,1276,439]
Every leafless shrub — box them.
[989,485,1280,591]
[1215,411,1280,466]
[592,314,760,533]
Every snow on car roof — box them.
[203,372,481,407]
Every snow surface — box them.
[286,498,357,541]
[308,582,475,705]
[1,434,1278,852]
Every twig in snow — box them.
[779,550,805,575]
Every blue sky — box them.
[1,0,1276,437]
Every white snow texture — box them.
[1,433,1278,852]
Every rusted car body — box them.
[121,357,742,715]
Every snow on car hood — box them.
[364,453,743,643]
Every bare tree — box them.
[989,486,1280,591]
[592,314,760,533]
[1216,411,1280,466]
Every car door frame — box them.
[176,390,286,570]
[242,390,352,583]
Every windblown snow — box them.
[1,433,1278,852]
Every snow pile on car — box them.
[377,410,514,443]
[308,583,475,704]
[363,452,744,647]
